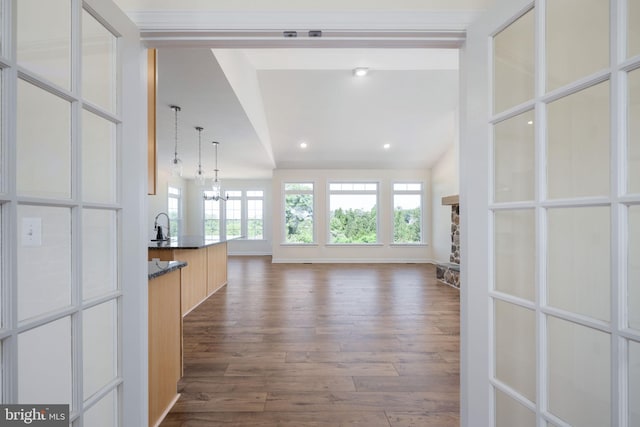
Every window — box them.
[284,183,314,243]
[329,182,378,244]
[393,183,423,244]
[247,190,264,240]
[203,192,220,239]
[225,190,242,239]
[168,185,181,237]
[203,189,265,240]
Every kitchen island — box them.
[149,236,228,316]
[147,260,186,427]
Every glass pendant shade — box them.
[170,105,182,177]
[212,177,222,199]
[203,141,228,201]
[195,126,206,186]
[170,157,183,177]
[195,170,206,186]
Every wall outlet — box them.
[22,217,42,247]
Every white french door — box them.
[0,0,146,426]
[463,0,640,425]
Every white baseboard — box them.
[227,251,272,256]
[271,257,433,264]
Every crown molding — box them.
[128,9,479,30]
[126,10,478,47]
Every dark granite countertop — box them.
[149,235,228,250]
[148,260,187,280]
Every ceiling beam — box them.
[126,10,473,48]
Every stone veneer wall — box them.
[436,203,460,289]
[436,262,460,288]
[450,204,460,264]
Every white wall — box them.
[149,165,454,264]
[147,170,186,240]
[185,179,203,236]
[149,176,273,254]
[272,168,432,263]
[431,143,459,263]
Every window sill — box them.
[390,243,429,247]
[280,243,319,247]
[325,243,384,247]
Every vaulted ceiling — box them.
[114,0,493,179]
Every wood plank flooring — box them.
[161,256,460,427]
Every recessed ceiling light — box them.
[527,120,534,125]
[383,143,391,150]
[353,67,369,77]
[300,142,308,149]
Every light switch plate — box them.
[22,217,42,247]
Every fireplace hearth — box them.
[436,195,460,289]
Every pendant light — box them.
[205,141,228,201]
[169,105,183,177]
[194,126,206,186]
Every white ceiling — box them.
[156,48,275,180]
[115,0,493,12]
[155,47,459,179]
[120,0,479,180]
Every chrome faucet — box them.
[154,212,171,241]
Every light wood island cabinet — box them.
[148,260,185,427]
[148,237,228,316]
[147,238,230,425]
[207,243,228,295]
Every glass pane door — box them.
[465,0,640,425]
[1,0,142,425]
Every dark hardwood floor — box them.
[161,256,460,427]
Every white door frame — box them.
[130,7,475,426]
[460,1,532,423]
[105,2,148,425]
[461,2,535,423]
[119,2,640,425]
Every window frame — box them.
[327,181,380,245]
[167,185,182,238]
[224,190,242,240]
[201,189,266,241]
[202,191,221,239]
[282,182,316,244]
[246,190,264,240]
[391,182,424,245]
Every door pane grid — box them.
[3,1,125,424]
[629,204,640,333]
[493,7,535,113]
[490,7,540,425]
[17,0,71,91]
[493,380,536,410]
[82,9,117,114]
[489,1,638,425]
[545,0,610,92]
[629,66,640,195]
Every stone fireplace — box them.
[436,195,460,288]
